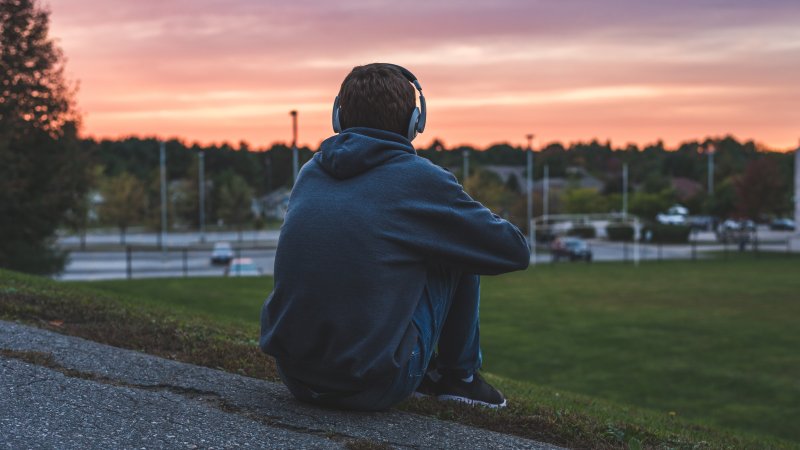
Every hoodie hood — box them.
[315,127,416,179]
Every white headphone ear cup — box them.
[332,96,342,133]
[407,108,421,141]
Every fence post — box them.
[658,242,663,261]
[633,217,640,266]
[236,246,241,277]
[126,246,132,280]
[753,230,759,257]
[691,240,697,261]
[182,248,188,278]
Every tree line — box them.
[82,134,795,235]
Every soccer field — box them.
[75,254,800,443]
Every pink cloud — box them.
[46,0,800,150]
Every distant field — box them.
[75,255,800,443]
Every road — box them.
[56,229,797,280]
[58,247,277,281]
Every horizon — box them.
[48,0,800,151]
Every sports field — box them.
[71,254,800,444]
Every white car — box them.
[210,242,234,265]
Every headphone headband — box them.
[332,63,427,141]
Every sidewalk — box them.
[0,321,559,449]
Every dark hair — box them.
[337,63,415,136]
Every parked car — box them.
[210,242,234,265]
[688,215,715,232]
[716,220,752,245]
[550,237,593,262]
[770,218,796,231]
[224,258,262,277]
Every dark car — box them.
[770,218,796,231]
[550,237,593,262]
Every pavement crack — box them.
[1,348,411,449]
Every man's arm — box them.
[387,162,531,275]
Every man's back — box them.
[260,127,530,393]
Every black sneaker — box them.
[437,373,507,408]
[412,372,441,398]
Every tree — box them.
[99,172,146,245]
[629,190,674,221]
[173,157,201,228]
[218,174,254,241]
[0,0,90,274]
[464,170,516,218]
[563,188,608,214]
[734,158,786,220]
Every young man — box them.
[260,63,530,411]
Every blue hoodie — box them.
[260,127,530,391]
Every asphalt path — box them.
[0,321,560,450]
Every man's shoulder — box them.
[392,154,457,186]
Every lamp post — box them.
[526,134,535,261]
[159,141,167,250]
[706,143,715,196]
[198,150,206,243]
[290,110,298,185]
[622,162,628,220]
[543,164,549,223]
[794,141,800,237]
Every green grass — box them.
[80,276,274,330]
[478,256,800,443]
[3,256,799,448]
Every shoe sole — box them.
[437,394,508,409]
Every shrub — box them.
[567,225,597,239]
[642,223,692,243]
[606,223,635,241]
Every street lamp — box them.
[526,134,535,260]
[622,162,628,220]
[543,164,549,223]
[198,150,206,243]
[290,110,298,185]
[706,142,715,196]
[159,141,167,250]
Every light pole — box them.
[706,143,715,196]
[290,110,299,185]
[526,134,535,260]
[543,164,549,223]
[622,162,629,220]
[462,148,470,182]
[159,141,168,250]
[198,150,206,243]
[794,141,800,236]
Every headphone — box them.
[332,64,427,142]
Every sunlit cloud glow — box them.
[47,0,800,149]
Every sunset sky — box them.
[47,0,800,150]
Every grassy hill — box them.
[2,255,799,448]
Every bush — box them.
[606,223,635,241]
[567,225,597,239]
[642,223,692,243]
